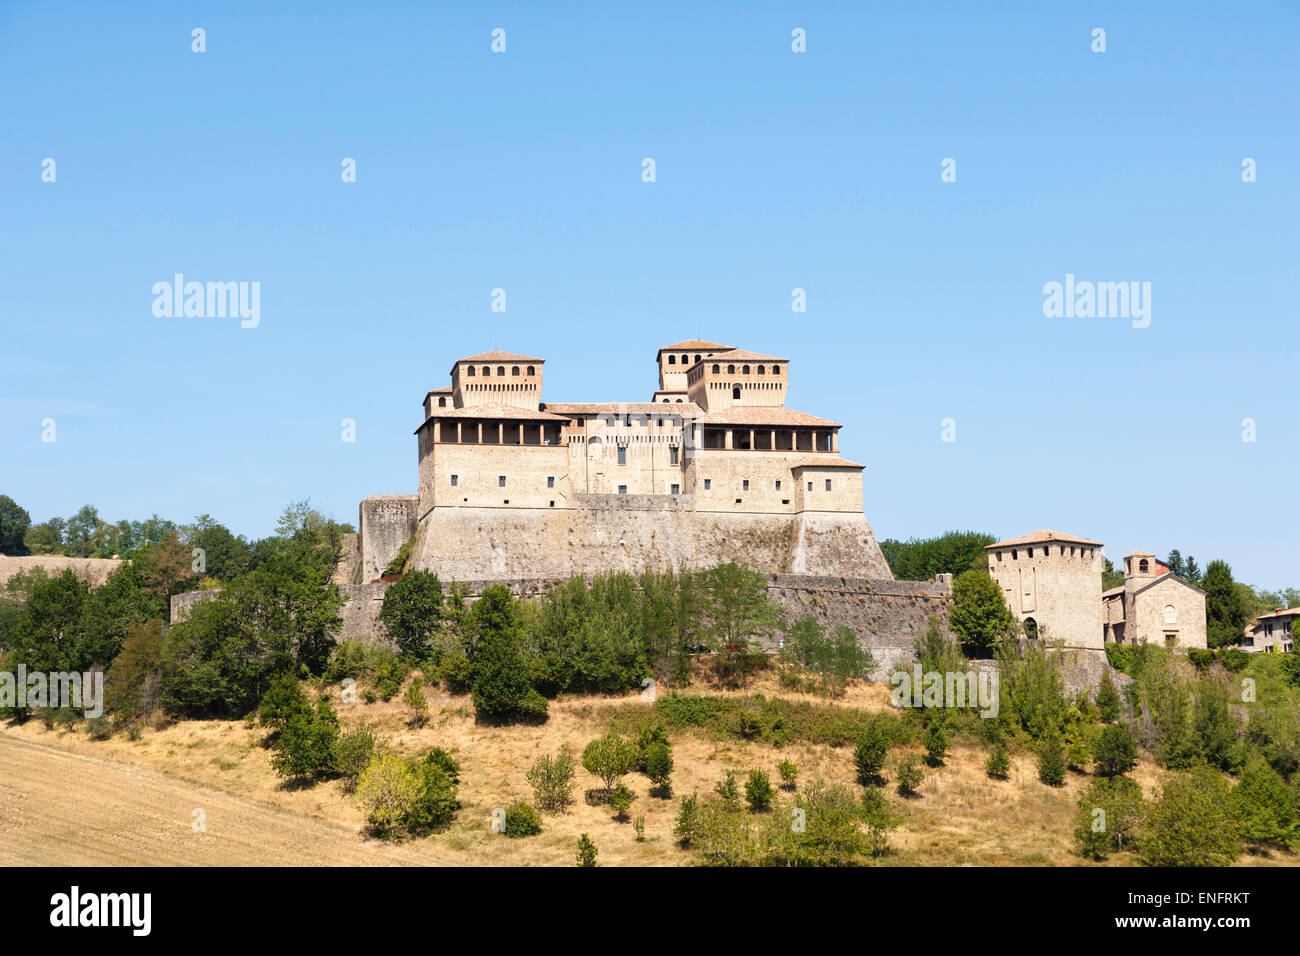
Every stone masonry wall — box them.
[0,555,124,588]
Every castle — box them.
[987,531,1207,650]
[351,341,893,584]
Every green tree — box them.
[1037,733,1066,786]
[878,531,996,579]
[104,618,165,720]
[467,585,543,720]
[1075,776,1144,860]
[403,676,429,727]
[1230,755,1299,850]
[1141,767,1240,867]
[1092,723,1137,777]
[575,833,598,867]
[271,697,340,781]
[854,716,892,784]
[698,562,781,685]
[1095,668,1121,722]
[378,570,444,661]
[23,517,65,555]
[949,569,1016,653]
[0,495,31,555]
[526,746,578,813]
[744,770,774,812]
[356,754,423,836]
[1203,560,1249,648]
[581,731,637,794]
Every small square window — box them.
[775,480,781,490]
[450,475,458,486]
[742,479,749,491]
[547,476,555,488]
[671,483,680,495]
[618,485,627,495]
[499,476,506,487]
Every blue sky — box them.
[2,1,1296,588]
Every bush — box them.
[1037,735,1066,787]
[503,800,543,838]
[271,698,340,781]
[609,783,633,821]
[582,732,637,794]
[714,770,740,807]
[1218,648,1249,672]
[674,793,700,847]
[1074,776,1144,860]
[405,751,461,835]
[777,759,798,790]
[854,716,891,784]
[526,746,578,813]
[744,770,774,812]
[259,672,309,729]
[1141,767,1241,866]
[895,754,923,796]
[1093,723,1138,778]
[985,744,1010,780]
[1095,668,1121,722]
[922,721,948,766]
[333,726,376,792]
[403,677,429,727]
[377,570,443,660]
[437,651,472,693]
[86,716,113,740]
[644,741,674,794]
[356,754,423,836]
[1186,648,1214,672]
[575,833,598,867]
[1230,755,1299,850]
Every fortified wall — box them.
[0,555,125,588]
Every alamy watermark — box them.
[152,273,260,328]
[1042,273,1150,328]
[1,666,104,717]
[890,664,999,718]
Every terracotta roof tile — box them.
[792,456,864,469]
[454,350,545,364]
[697,406,839,428]
[986,529,1104,549]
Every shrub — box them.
[854,716,891,784]
[634,813,646,841]
[87,716,113,740]
[259,672,309,729]
[582,732,637,794]
[859,786,897,858]
[1141,767,1241,866]
[377,570,443,660]
[403,677,429,727]
[644,741,673,794]
[1074,776,1144,860]
[714,770,740,807]
[405,751,461,834]
[674,793,700,847]
[1186,648,1214,672]
[1064,727,1092,772]
[1218,648,1249,672]
[777,759,798,790]
[503,800,543,838]
[1093,723,1138,778]
[985,744,1010,780]
[609,783,633,821]
[356,754,422,836]
[526,746,578,813]
[333,726,376,792]
[438,651,472,693]
[744,770,774,812]
[1095,669,1121,722]
[634,723,670,771]
[271,698,340,781]
[1230,755,1299,850]
[1037,734,1066,787]
[895,754,923,797]
[423,746,461,784]
[922,721,949,766]
[575,833,598,867]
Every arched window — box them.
[742,365,750,374]
[668,355,676,365]
[694,354,701,364]
[1139,558,1150,573]
[527,366,535,376]
[497,366,505,376]
[727,364,735,374]
[732,387,741,400]
[757,365,765,374]
[662,398,669,403]
[1164,604,1177,625]
[772,365,781,376]
[482,366,490,376]
[438,396,447,407]
[1024,617,1039,639]
[512,366,520,376]
[467,366,476,376]
[712,363,720,373]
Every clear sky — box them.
[2,2,1296,589]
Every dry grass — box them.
[2,670,1296,867]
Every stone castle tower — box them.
[985,530,1105,649]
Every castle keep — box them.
[353,341,893,583]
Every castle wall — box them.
[407,501,892,581]
[0,555,124,589]
[359,495,418,582]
